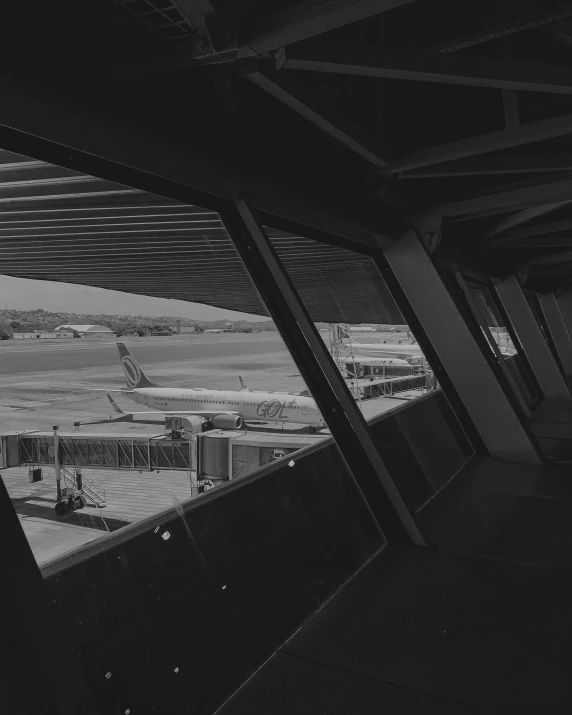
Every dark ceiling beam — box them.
[171,0,214,33]
[491,217,572,241]
[389,112,572,174]
[490,236,572,249]
[399,153,572,178]
[521,251,572,269]
[240,61,389,168]
[429,2,572,53]
[0,75,386,251]
[489,201,572,234]
[429,173,572,218]
[449,200,572,222]
[284,42,572,94]
[236,0,415,57]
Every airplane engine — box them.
[212,415,244,430]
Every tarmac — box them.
[0,331,425,565]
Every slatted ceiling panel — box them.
[266,227,404,324]
[0,150,402,322]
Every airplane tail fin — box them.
[239,375,249,391]
[107,394,124,413]
[116,343,161,388]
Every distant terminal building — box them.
[170,325,195,334]
[349,326,375,332]
[13,330,74,339]
[204,328,233,334]
[54,324,115,338]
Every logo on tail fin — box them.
[121,355,143,388]
[116,343,159,388]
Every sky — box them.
[0,275,268,322]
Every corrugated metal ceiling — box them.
[0,149,403,323]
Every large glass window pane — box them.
[525,290,565,376]
[0,148,377,567]
[263,223,475,510]
[461,277,542,409]
[265,225,436,416]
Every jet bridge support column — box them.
[383,229,541,464]
[496,275,571,401]
[223,199,425,546]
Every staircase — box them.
[57,466,107,508]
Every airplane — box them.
[80,394,189,427]
[96,343,326,431]
[326,325,425,363]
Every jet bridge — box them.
[0,431,196,472]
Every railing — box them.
[18,433,195,471]
[58,465,106,507]
[33,388,475,715]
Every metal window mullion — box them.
[223,198,424,546]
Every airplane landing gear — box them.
[55,489,86,516]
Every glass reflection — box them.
[461,277,541,409]
[0,151,330,567]
[265,225,435,417]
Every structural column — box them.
[496,275,571,401]
[0,477,99,714]
[223,199,425,546]
[538,292,572,379]
[556,287,572,361]
[384,230,541,464]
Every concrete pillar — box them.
[538,292,572,378]
[496,276,570,401]
[385,231,541,464]
[556,287,572,359]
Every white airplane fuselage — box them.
[123,387,326,427]
[343,354,410,366]
[342,339,422,355]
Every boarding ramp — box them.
[58,465,107,508]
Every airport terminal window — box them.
[526,291,565,376]
[461,277,541,409]
[0,173,335,568]
[264,225,437,419]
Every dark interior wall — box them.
[34,390,474,714]
[368,391,475,512]
[42,440,382,715]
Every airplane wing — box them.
[79,394,242,426]
[78,410,242,426]
[85,388,134,394]
[114,410,240,418]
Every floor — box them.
[3,465,194,563]
[218,455,572,714]
[531,398,572,460]
[19,514,102,563]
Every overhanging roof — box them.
[0,149,402,323]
